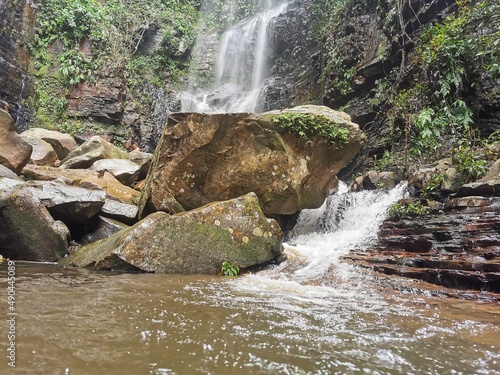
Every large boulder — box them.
[2,179,106,237]
[60,135,129,169]
[139,105,365,217]
[60,193,284,274]
[0,109,32,174]
[0,191,69,261]
[21,128,78,159]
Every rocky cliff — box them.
[0,0,36,130]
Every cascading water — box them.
[180,1,289,113]
[241,182,408,286]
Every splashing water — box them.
[284,181,408,281]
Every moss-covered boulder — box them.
[60,192,283,274]
[139,105,365,217]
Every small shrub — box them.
[221,261,240,277]
[389,201,431,217]
[452,146,488,181]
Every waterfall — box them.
[247,182,408,285]
[180,1,289,113]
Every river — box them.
[1,184,499,374]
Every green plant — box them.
[272,113,349,147]
[373,150,391,171]
[221,261,240,277]
[452,145,488,181]
[421,173,447,199]
[389,201,431,217]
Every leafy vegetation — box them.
[272,113,349,147]
[370,0,499,170]
[27,0,201,131]
[221,261,240,277]
[311,0,368,98]
[452,146,488,181]
[389,201,431,218]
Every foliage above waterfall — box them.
[272,113,349,147]
[27,0,201,130]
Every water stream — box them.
[180,1,289,113]
[1,184,499,374]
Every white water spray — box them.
[285,182,408,281]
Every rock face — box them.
[0,191,69,261]
[0,109,33,173]
[66,78,124,123]
[61,193,284,274]
[139,105,365,217]
[0,0,36,130]
[345,198,500,293]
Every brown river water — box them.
[1,184,499,374]
[0,261,499,375]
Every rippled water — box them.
[2,184,499,374]
[0,262,499,375]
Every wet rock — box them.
[455,180,500,197]
[60,136,129,169]
[19,133,58,166]
[79,216,129,246]
[0,109,33,174]
[350,170,402,191]
[61,193,284,274]
[0,0,36,131]
[90,159,141,186]
[21,165,99,185]
[80,172,141,205]
[0,191,69,261]
[139,105,364,217]
[445,196,493,209]
[4,180,106,237]
[345,197,500,293]
[21,128,78,159]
